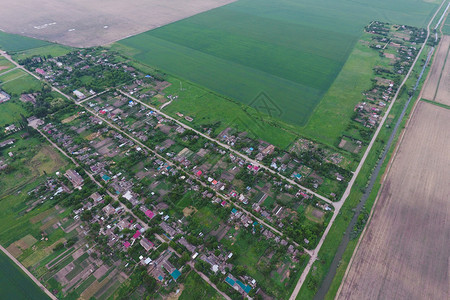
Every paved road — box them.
[288,1,446,297]
[0,245,57,300]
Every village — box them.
[339,21,427,154]
[0,20,427,299]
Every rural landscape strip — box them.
[288,0,447,298]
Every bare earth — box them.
[338,101,450,300]
[0,0,236,47]
[422,35,450,104]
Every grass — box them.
[113,0,437,130]
[0,57,15,74]
[301,38,384,146]
[12,45,74,61]
[192,206,221,234]
[180,272,222,300]
[0,31,52,53]
[0,250,49,300]
[441,9,450,35]
[0,100,28,127]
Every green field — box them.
[114,0,436,127]
[179,272,222,300]
[442,11,450,35]
[0,251,49,300]
[0,31,52,53]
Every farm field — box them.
[0,31,52,53]
[443,12,450,35]
[337,101,450,299]
[114,0,437,128]
[0,250,49,300]
[0,0,237,47]
[422,35,450,105]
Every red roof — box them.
[145,210,155,219]
[124,241,131,248]
[212,180,218,185]
[221,201,226,206]
[196,170,202,176]
[35,68,45,75]
[133,230,141,239]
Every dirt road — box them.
[337,101,450,299]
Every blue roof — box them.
[158,275,163,281]
[171,269,181,280]
[231,208,237,214]
[236,280,252,293]
[294,174,302,178]
[145,75,152,78]
[102,175,111,181]
[225,276,235,286]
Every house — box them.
[118,219,131,231]
[64,169,84,188]
[132,230,141,239]
[102,204,116,216]
[35,68,46,76]
[145,210,155,219]
[0,91,10,104]
[90,192,103,203]
[73,90,85,99]
[140,238,154,251]
[0,139,15,148]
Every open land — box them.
[337,101,450,300]
[422,35,450,104]
[0,250,50,300]
[0,0,237,48]
[114,0,437,128]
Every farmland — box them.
[0,0,237,47]
[0,250,49,300]
[337,101,450,299]
[422,35,450,105]
[114,0,437,129]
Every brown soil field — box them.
[422,35,450,104]
[338,101,450,300]
[0,0,236,47]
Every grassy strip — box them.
[420,98,450,110]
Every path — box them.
[288,0,447,298]
[0,245,57,300]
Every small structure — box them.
[0,91,10,104]
[64,169,84,188]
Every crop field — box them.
[0,250,49,300]
[115,0,437,128]
[422,35,450,105]
[337,101,450,299]
[443,12,450,35]
[0,0,237,48]
[0,31,52,53]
